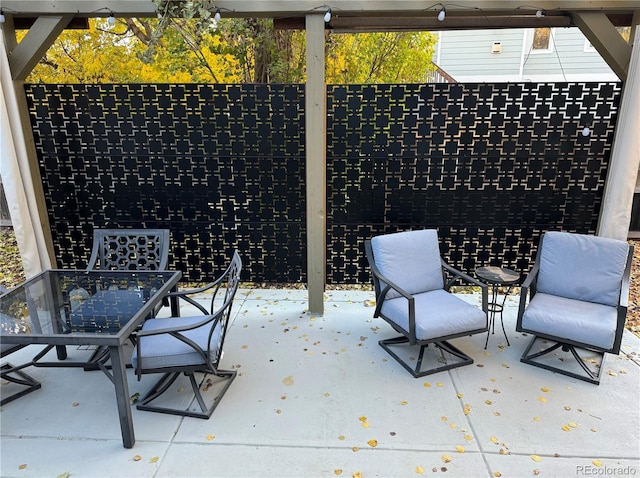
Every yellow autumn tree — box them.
[26,18,240,83]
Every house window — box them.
[528,28,554,53]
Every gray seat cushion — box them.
[537,231,629,307]
[521,292,618,350]
[371,229,444,299]
[380,289,487,341]
[132,316,222,370]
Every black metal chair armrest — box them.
[517,262,539,323]
[441,262,489,313]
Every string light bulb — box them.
[214,8,221,22]
[536,9,545,18]
[582,126,590,137]
[437,5,446,21]
[107,12,116,26]
[324,8,332,23]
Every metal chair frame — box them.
[1,344,42,406]
[87,228,170,271]
[78,228,170,369]
[1,286,42,405]
[134,251,241,418]
[365,239,488,378]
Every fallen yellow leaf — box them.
[133,455,142,461]
[18,464,27,470]
[449,423,457,429]
[493,472,502,477]
[415,466,424,474]
[282,375,294,386]
[541,387,550,392]
[359,416,367,422]
[362,421,370,428]
[485,400,493,405]
[437,382,444,387]
[442,455,452,463]
[592,459,603,467]
[338,435,346,440]
[400,400,408,406]
[537,396,547,403]
[353,472,363,478]
[206,434,215,441]
[149,457,159,463]
[490,436,499,444]
[352,447,360,452]
[464,434,474,441]
[456,446,465,453]
[562,425,571,432]
[533,416,541,422]
[531,454,542,462]
[368,439,378,447]
[457,393,464,398]
[334,469,343,476]
[568,422,578,428]
[608,371,617,377]
[423,382,431,387]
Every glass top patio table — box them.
[0,269,182,448]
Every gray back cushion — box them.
[537,231,629,307]
[371,229,444,298]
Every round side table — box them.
[475,266,520,349]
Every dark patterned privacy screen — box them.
[26,82,620,283]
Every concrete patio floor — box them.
[1,288,639,478]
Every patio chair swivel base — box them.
[379,336,474,378]
[136,369,237,419]
[520,336,605,385]
[1,362,42,406]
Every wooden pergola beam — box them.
[571,11,633,80]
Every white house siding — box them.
[437,28,618,82]
[437,29,525,82]
[522,28,617,81]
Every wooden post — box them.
[305,13,326,315]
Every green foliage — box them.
[25,0,436,85]
[326,32,437,84]
[0,229,25,289]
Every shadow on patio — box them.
[1,288,639,478]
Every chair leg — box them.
[520,336,604,384]
[1,363,42,406]
[137,369,237,419]
[379,336,474,378]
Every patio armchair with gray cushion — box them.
[1,285,42,405]
[132,251,242,418]
[365,229,489,378]
[516,231,633,384]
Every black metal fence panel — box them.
[26,82,620,283]
[26,84,306,282]
[327,82,620,282]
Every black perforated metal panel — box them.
[326,83,620,282]
[26,82,620,284]
[27,84,306,282]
